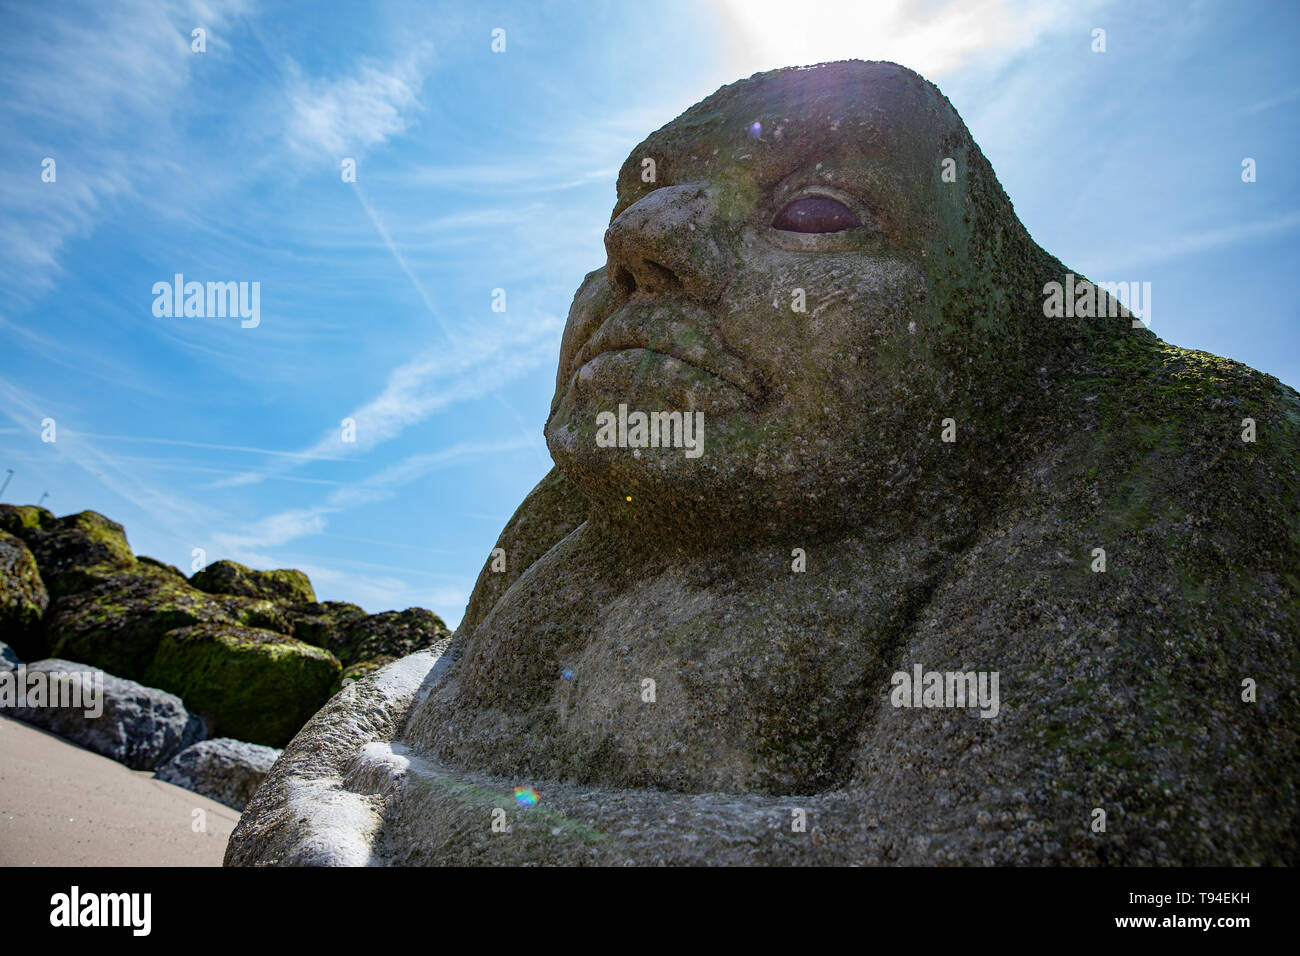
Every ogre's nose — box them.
[603,184,734,302]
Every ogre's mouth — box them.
[569,306,763,401]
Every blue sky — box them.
[2,0,1297,627]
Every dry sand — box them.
[0,713,237,866]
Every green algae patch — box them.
[145,624,341,747]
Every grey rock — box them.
[0,641,19,672]
[155,737,281,811]
[3,659,206,770]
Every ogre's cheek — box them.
[712,241,930,408]
[552,268,616,409]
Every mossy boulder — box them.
[335,608,451,668]
[0,507,135,599]
[144,624,341,747]
[283,603,450,670]
[283,600,368,652]
[217,595,296,636]
[0,531,49,660]
[0,504,55,535]
[43,572,234,681]
[135,556,189,585]
[191,560,316,604]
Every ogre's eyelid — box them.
[771,196,860,233]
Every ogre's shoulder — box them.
[851,339,1300,863]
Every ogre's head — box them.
[546,60,1080,542]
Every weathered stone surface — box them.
[228,60,1300,866]
[0,641,20,672]
[0,507,135,599]
[3,659,205,770]
[144,624,340,748]
[154,737,281,811]
[190,560,316,604]
[0,530,49,660]
[457,468,589,637]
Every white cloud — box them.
[284,50,430,156]
[717,0,1096,78]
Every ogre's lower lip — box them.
[577,346,760,399]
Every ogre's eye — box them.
[771,196,860,233]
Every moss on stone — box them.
[45,572,235,680]
[283,600,368,653]
[0,530,50,659]
[0,504,55,534]
[0,507,136,599]
[190,559,316,604]
[144,624,341,747]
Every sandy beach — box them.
[0,714,237,866]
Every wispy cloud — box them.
[284,47,431,156]
[69,432,348,461]
[0,375,218,535]
[1079,210,1300,273]
[210,437,531,555]
[1241,87,1300,115]
[212,312,562,488]
[0,0,251,300]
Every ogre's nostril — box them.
[638,259,683,294]
[611,264,637,299]
[609,259,683,300]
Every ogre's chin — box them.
[545,405,727,522]
[545,402,873,544]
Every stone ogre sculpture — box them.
[227,61,1300,865]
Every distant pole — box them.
[0,469,11,498]
[37,490,48,508]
